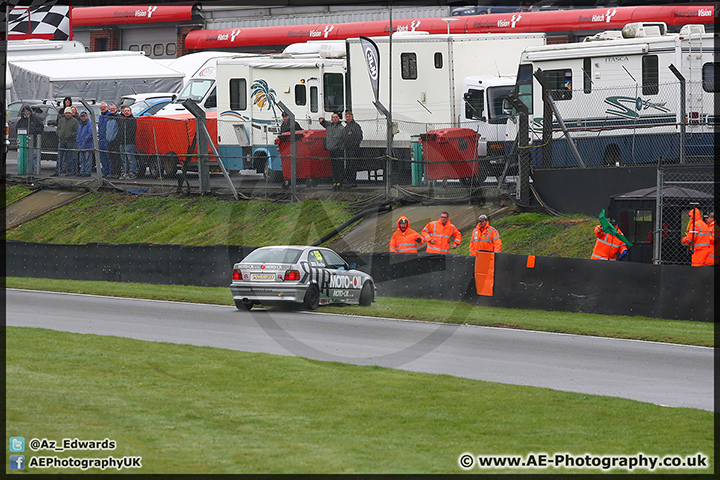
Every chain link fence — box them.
[654,164,716,266]
[529,79,714,168]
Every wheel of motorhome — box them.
[264,163,283,183]
[147,154,164,178]
[253,151,268,174]
[134,150,148,178]
[162,152,180,178]
[603,145,622,166]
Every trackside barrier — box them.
[5,241,713,322]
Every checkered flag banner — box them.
[7,0,72,41]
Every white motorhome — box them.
[216,42,347,179]
[216,33,545,181]
[156,52,254,116]
[508,23,716,167]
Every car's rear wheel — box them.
[235,300,253,311]
[359,282,373,307]
[303,284,320,311]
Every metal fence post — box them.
[668,64,686,164]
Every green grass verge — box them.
[6,277,713,347]
[6,327,713,474]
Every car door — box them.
[318,249,362,304]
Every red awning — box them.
[73,4,196,27]
[185,4,715,50]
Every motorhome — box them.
[216,41,347,179]
[216,33,545,182]
[508,23,716,167]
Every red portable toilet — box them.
[276,129,333,186]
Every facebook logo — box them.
[9,437,25,452]
[10,455,25,470]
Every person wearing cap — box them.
[422,212,461,254]
[591,217,628,261]
[15,105,44,174]
[681,207,711,267]
[469,214,502,255]
[76,110,94,176]
[279,111,303,134]
[53,106,79,176]
[389,215,425,253]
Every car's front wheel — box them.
[359,282,373,307]
[235,300,253,311]
[303,284,320,311]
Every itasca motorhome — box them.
[508,23,716,168]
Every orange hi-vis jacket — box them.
[707,219,717,266]
[469,223,502,255]
[682,208,712,267]
[388,216,425,253]
[591,225,628,260]
[422,219,461,254]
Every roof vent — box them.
[622,22,667,38]
[583,30,623,42]
[679,24,705,36]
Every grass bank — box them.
[5,183,597,257]
[6,277,713,347]
[6,327,713,474]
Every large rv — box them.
[509,23,716,167]
[216,32,545,182]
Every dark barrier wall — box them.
[533,165,657,216]
[6,241,713,322]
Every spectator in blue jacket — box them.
[76,111,94,176]
[97,102,112,176]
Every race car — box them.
[230,245,376,311]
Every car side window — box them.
[308,250,326,268]
[320,250,348,270]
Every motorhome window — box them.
[153,44,164,57]
[295,85,306,106]
[230,79,247,110]
[546,69,572,101]
[204,87,217,109]
[129,45,139,52]
[702,62,719,92]
[166,43,176,56]
[434,52,443,69]
[487,85,514,122]
[323,73,344,113]
[583,58,592,93]
[177,79,214,102]
[642,55,659,95]
[310,86,319,113]
[141,44,151,56]
[401,53,418,80]
[465,89,484,120]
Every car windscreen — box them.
[242,248,303,264]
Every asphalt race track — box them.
[6,289,714,411]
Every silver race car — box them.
[230,245,376,311]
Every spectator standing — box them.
[681,208,712,267]
[16,105,44,174]
[343,111,363,187]
[705,212,717,266]
[319,112,345,190]
[422,212,461,254]
[70,106,80,121]
[389,216,425,253]
[97,102,112,176]
[105,104,121,177]
[117,104,138,180]
[469,214,502,255]
[53,107,79,176]
[591,217,628,261]
[76,111,94,176]
[279,111,303,134]
[57,96,73,123]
